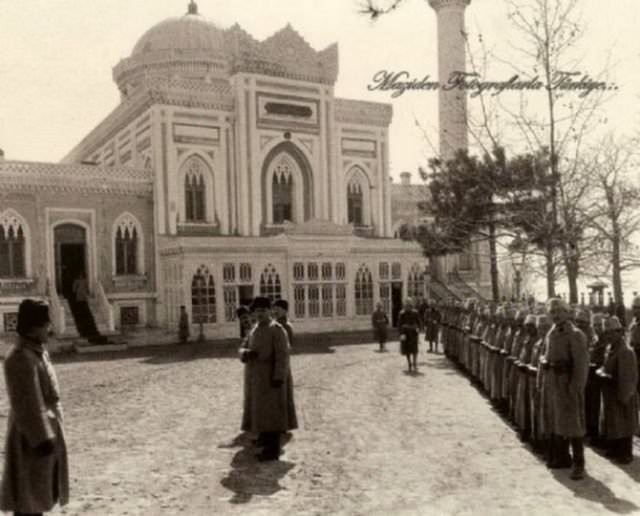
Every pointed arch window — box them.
[191,266,216,323]
[113,214,144,276]
[272,165,293,224]
[347,180,364,226]
[407,263,426,300]
[115,226,138,275]
[185,158,207,222]
[259,264,282,301]
[355,264,374,316]
[0,220,25,278]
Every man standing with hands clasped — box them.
[1,299,70,516]
[238,297,294,462]
[540,297,589,480]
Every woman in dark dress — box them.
[398,298,421,373]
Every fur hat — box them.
[16,299,50,336]
[574,309,592,324]
[547,297,570,312]
[235,305,250,317]
[603,315,624,333]
[272,299,289,311]
[250,296,272,311]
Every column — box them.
[428,0,470,160]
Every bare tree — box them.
[501,0,613,300]
[584,134,640,304]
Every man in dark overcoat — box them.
[272,299,299,433]
[1,299,70,515]
[239,297,293,461]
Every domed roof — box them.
[131,1,225,56]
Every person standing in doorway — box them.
[1,299,70,516]
[178,305,190,344]
[71,272,88,305]
[371,302,390,352]
[398,298,421,373]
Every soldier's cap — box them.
[536,314,552,329]
[235,305,250,317]
[524,314,537,326]
[574,309,592,324]
[504,308,516,320]
[546,297,570,312]
[250,296,272,311]
[17,299,50,336]
[273,299,289,311]
[633,295,640,308]
[603,315,624,333]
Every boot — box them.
[570,437,585,480]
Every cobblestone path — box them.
[2,342,640,515]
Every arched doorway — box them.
[54,223,87,298]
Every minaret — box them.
[428,0,470,160]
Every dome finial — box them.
[187,1,198,15]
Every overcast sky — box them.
[1,0,639,180]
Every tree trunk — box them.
[612,231,623,305]
[489,222,500,302]
[545,243,556,298]
[564,244,579,304]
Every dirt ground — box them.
[1,340,640,515]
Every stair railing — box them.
[46,278,66,335]
[94,280,115,332]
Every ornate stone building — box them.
[0,2,433,338]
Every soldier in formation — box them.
[435,294,640,480]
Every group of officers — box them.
[434,295,640,481]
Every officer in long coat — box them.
[398,298,421,373]
[371,302,390,352]
[541,298,589,480]
[423,300,442,354]
[1,299,69,515]
[239,297,293,461]
[598,316,639,464]
[272,299,299,433]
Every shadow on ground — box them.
[50,338,338,366]
[219,435,295,505]
[551,468,639,514]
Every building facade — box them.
[0,3,436,339]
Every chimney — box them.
[389,175,394,183]
[0,148,4,162]
[400,171,411,186]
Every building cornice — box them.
[0,161,153,196]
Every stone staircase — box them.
[60,299,79,339]
[429,278,460,303]
[447,272,486,302]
